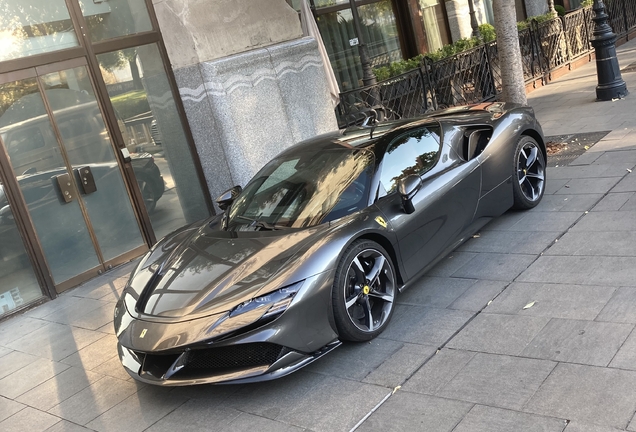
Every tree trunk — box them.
[493,0,527,105]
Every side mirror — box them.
[216,185,242,211]
[398,174,422,215]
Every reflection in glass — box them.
[78,0,152,42]
[41,66,145,262]
[419,0,450,53]
[98,44,210,240]
[0,0,79,61]
[0,78,100,284]
[0,180,43,316]
[316,0,402,90]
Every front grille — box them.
[185,343,284,370]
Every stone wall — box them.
[152,0,338,208]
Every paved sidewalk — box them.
[3,40,636,432]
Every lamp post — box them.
[468,0,479,38]
[590,0,628,100]
[349,0,377,87]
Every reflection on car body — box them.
[114,102,547,386]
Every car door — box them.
[376,126,481,280]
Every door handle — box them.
[54,173,75,203]
[75,166,97,194]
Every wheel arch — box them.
[521,128,547,162]
[353,232,404,287]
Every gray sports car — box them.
[114,102,546,385]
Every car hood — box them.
[124,218,330,320]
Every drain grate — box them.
[545,131,610,167]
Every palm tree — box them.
[492,0,527,105]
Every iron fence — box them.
[337,1,635,127]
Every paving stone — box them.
[484,211,581,232]
[524,363,636,429]
[221,413,304,432]
[0,406,60,432]
[609,329,636,370]
[381,305,474,346]
[0,350,40,380]
[66,302,117,331]
[521,318,632,366]
[486,282,616,320]
[47,376,142,425]
[225,372,390,431]
[569,153,602,166]
[518,256,636,287]
[448,279,508,312]
[60,334,117,371]
[545,178,571,194]
[44,420,94,432]
[356,391,472,432]
[0,347,11,358]
[619,194,636,211]
[548,164,627,179]
[592,150,636,167]
[144,398,242,432]
[436,353,557,410]
[592,192,634,211]
[597,287,636,323]
[427,252,478,277]
[44,298,105,326]
[402,348,476,395]
[0,357,69,399]
[7,322,105,362]
[447,313,550,355]
[16,367,103,412]
[546,232,636,257]
[453,405,567,432]
[611,172,636,192]
[457,230,558,255]
[362,341,438,388]
[69,277,127,302]
[398,276,474,308]
[532,193,603,212]
[449,253,537,281]
[305,338,404,381]
[86,386,187,432]
[571,211,636,232]
[0,396,24,422]
[565,422,625,432]
[24,296,83,320]
[0,315,48,346]
[553,177,622,195]
[91,356,134,382]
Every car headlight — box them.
[230,281,304,320]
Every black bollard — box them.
[590,0,628,101]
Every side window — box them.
[380,127,442,194]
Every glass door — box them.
[0,59,146,289]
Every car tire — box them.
[332,239,397,342]
[137,178,158,213]
[512,136,546,210]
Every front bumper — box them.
[118,340,340,386]
[115,270,340,385]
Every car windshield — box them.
[227,147,374,230]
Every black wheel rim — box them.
[343,248,395,333]
[517,141,545,202]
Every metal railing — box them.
[337,1,635,127]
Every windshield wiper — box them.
[233,215,287,230]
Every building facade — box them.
[0,0,337,318]
[0,0,552,318]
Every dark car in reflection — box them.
[114,103,547,386]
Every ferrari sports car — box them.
[114,102,547,385]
